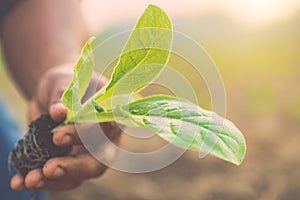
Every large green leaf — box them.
[121,95,246,165]
[95,4,172,103]
[62,37,95,111]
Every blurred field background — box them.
[1,0,300,199]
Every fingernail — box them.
[50,103,63,114]
[50,103,67,122]
[61,135,72,145]
[51,102,64,110]
[35,180,44,188]
[53,167,66,178]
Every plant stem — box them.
[51,120,68,133]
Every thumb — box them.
[48,87,68,123]
[49,102,68,123]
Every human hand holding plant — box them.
[10,64,121,190]
[10,4,246,191]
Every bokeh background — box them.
[1,0,300,199]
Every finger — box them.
[23,169,81,190]
[36,65,73,110]
[101,122,123,142]
[27,98,43,122]
[24,169,45,189]
[11,174,26,191]
[53,124,82,146]
[43,154,107,181]
[81,74,109,102]
[53,122,122,147]
[49,102,67,123]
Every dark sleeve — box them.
[0,0,14,19]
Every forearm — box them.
[0,0,88,99]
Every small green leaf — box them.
[62,37,95,111]
[61,5,246,167]
[95,4,172,103]
[92,100,105,113]
[122,95,246,165]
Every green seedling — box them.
[10,5,246,177]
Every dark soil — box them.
[9,115,71,177]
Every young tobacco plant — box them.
[10,5,246,176]
[61,5,246,165]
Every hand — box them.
[11,63,122,191]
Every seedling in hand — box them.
[10,5,246,177]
